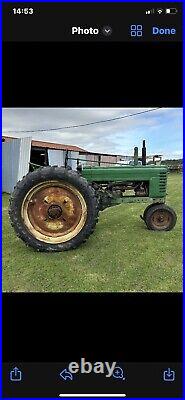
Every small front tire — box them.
[145,204,177,231]
[142,203,161,222]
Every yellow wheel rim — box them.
[21,180,87,244]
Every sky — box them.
[2,108,183,159]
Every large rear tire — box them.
[9,167,99,252]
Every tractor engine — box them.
[91,181,149,210]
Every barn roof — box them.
[31,140,86,152]
[2,136,86,152]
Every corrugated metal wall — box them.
[17,137,32,181]
[83,153,118,167]
[78,153,87,166]
[2,137,31,193]
[48,149,79,170]
[100,154,117,166]
[48,149,66,166]
[85,153,99,166]
[67,151,79,170]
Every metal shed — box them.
[2,137,32,193]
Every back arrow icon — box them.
[60,369,73,381]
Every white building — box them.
[2,136,86,193]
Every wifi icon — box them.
[157,8,163,14]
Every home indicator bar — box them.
[59,395,126,398]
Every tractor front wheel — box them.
[144,204,177,231]
[142,203,160,222]
[9,166,99,252]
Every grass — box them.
[3,173,182,293]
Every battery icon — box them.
[166,8,178,14]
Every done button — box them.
[152,26,176,35]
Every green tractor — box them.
[9,141,177,252]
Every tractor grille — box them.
[159,171,167,195]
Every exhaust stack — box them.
[142,140,146,166]
[134,147,138,165]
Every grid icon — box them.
[130,25,143,37]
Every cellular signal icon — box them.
[146,9,155,15]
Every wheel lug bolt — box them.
[29,199,36,205]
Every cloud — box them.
[2,107,183,159]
